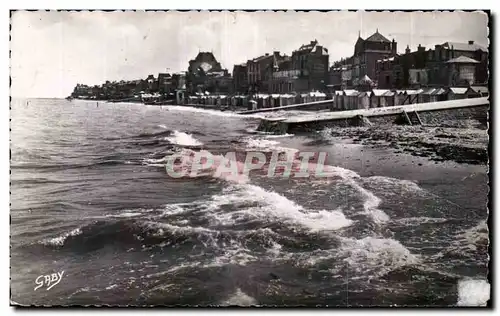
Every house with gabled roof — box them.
[351,29,398,87]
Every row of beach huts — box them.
[186,91,328,109]
[146,86,489,111]
[331,86,489,111]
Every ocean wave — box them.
[291,236,419,280]
[243,137,298,155]
[40,227,83,246]
[340,236,420,276]
[319,166,390,224]
[434,220,489,258]
[204,183,353,232]
[165,130,203,147]
[134,129,172,139]
[392,217,450,226]
[105,212,143,218]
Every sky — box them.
[10,10,488,98]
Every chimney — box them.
[418,44,425,52]
[405,45,411,54]
[265,53,269,56]
[315,45,324,54]
[468,40,474,45]
[391,40,397,56]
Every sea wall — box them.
[239,99,333,115]
[258,104,489,134]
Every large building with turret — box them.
[186,52,232,94]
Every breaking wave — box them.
[205,183,352,232]
[165,130,203,147]
[40,227,83,246]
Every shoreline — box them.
[325,124,488,166]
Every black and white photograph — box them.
[9,9,491,307]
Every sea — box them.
[10,98,490,307]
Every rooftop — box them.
[442,41,488,53]
[298,40,318,52]
[446,55,480,64]
[252,54,274,62]
[365,30,391,43]
[296,40,328,55]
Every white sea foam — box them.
[338,237,419,277]
[143,156,168,165]
[145,222,216,236]
[262,133,295,139]
[41,227,83,246]
[105,212,143,218]
[222,288,258,306]
[289,236,418,280]
[393,217,449,226]
[364,176,423,193]
[165,130,203,146]
[207,183,352,232]
[457,279,490,306]
[211,244,258,266]
[243,137,298,155]
[458,220,489,244]
[160,204,190,217]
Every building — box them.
[328,59,353,91]
[290,40,329,92]
[71,84,91,98]
[445,56,480,86]
[146,74,157,92]
[265,40,330,94]
[352,30,397,86]
[158,73,173,94]
[247,52,285,94]
[268,56,306,94]
[186,52,232,94]
[232,63,248,94]
[426,41,488,86]
[376,40,488,89]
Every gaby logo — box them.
[164,150,331,179]
[34,271,65,291]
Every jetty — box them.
[257,97,489,134]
